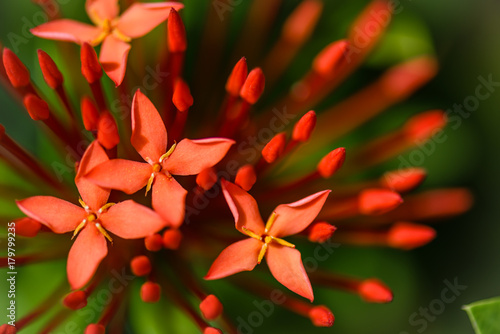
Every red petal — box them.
[30,19,102,44]
[221,180,264,235]
[14,217,42,238]
[67,224,107,289]
[205,238,262,280]
[164,138,234,175]
[235,164,257,191]
[75,141,110,212]
[196,167,218,190]
[16,196,85,233]
[86,0,119,24]
[99,35,131,87]
[266,245,313,301]
[100,200,165,239]
[269,190,330,238]
[131,90,168,163]
[86,159,151,194]
[117,2,184,39]
[152,173,187,228]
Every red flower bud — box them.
[358,279,393,303]
[81,43,102,84]
[387,222,436,250]
[97,111,120,149]
[63,290,87,310]
[0,324,17,334]
[240,68,265,104]
[225,57,248,96]
[23,94,50,121]
[282,0,323,44]
[308,305,334,327]
[37,49,63,89]
[130,255,152,277]
[317,147,345,178]
[172,78,193,112]
[200,294,223,320]
[381,168,427,193]
[2,48,30,88]
[262,132,286,163]
[168,8,187,53]
[204,328,222,334]
[81,97,100,131]
[292,110,316,142]
[84,324,105,334]
[312,40,349,75]
[162,229,183,250]
[404,110,447,143]
[358,189,403,215]
[196,167,218,190]
[140,282,161,303]
[307,222,337,243]
[145,234,163,252]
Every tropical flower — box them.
[31,0,184,85]
[0,0,473,333]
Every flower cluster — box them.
[0,0,472,333]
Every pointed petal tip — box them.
[168,7,187,53]
[292,110,317,142]
[80,42,102,84]
[262,132,286,163]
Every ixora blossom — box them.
[31,0,184,85]
[0,0,474,333]
[16,141,166,290]
[206,180,331,301]
[86,90,235,227]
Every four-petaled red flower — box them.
[16,141,165,289]
[205,180,331,301]
[86,90,235,227]
[30,0,184,85]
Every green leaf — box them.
[464,297,500,334]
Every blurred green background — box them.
[1,0,499,333]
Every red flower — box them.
[30,0,184,85]
[16,141,165,289]
[86,90,234,227]
[205,180,330,301]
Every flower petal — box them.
[164,138,234,175]
[269,190,331,238]
[266,244,313,301]
[116,2,184,38]
[131,90,168,163]
[152,173,187,228]
[99,35,131,86]
[75,141,110,212]
[86,0,119,24]
[86,159,151,194]
[67,224,108,289]
[204,238,263,280]
[16,196,86,234]
[100,200,165,239]
[30,19,102,44]
[221,180,264,235]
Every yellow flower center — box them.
[73,199,115,243]
[145,142,177,196]
[242,212,295,264]
[89,13,131,46]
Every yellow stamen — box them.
[242,227,262,241]
[89,9,104,26]
[112,29,132,43]
[72,220,87,240]
[91,30,108,46]
[95,223,113,244]
[78,198,89,210]
[145,173,155,196]
[98,203,115,214]
[270,236,295,248]
[264,212,278,234]
[159,142,177,163]
[257,242,268,264]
